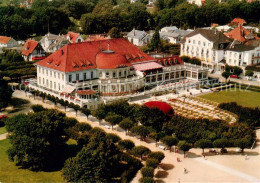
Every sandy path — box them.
[12,90,260,183]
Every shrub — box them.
[139,177,154,183]
[31,104,45,113]
[146,158,159,169]
[141,166,154,178]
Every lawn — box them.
[0,127,7,135]
[0,139,64,183]
[199,89,260,108]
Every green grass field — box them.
[0,139,64,183]
[0,127,7,135]
[199,89,260,108]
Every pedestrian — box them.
[203,153,206,159]
[184,168,187,174]
[245,154,248,160]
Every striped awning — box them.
[133,62,163,71]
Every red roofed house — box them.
[29,38,208,109]
[224,25,259,43]
[67,32,84,43]
[144,101,174,116]
[21,40,46,61]
[230,18,247,26]
[0,36,17,48]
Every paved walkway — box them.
[10,90,260,183]
[0,133,8,141]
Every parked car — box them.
[230,75,237,78]
[0,115,7,119]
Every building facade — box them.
[29,39,208,109]
[0,36,18,48]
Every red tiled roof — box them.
[21,40,38,56]
[76,90,96,95]
[225,26,258,42]
[67,32,79,43]
[157,56,184,66]
[35,38,154,72]
[231,18,247,25]
[144,101,174,116]
[85,35,108,41]
[0,36,11,44]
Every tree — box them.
[177,140,192,157]
[213,138,229,154]
[131,146,151,160]
[5,109,76,170]
[131,126,151,140]
[233,66,243,77]
[245,70,254,77]
[58,99,69,112]
[105,113,123,130]
[139,177,154,183]
[149,27,161,52]
[62,134,120,182]
[222,71,230,82]
[146,158,159,169]
[106,133,121,143]
[141,166,154,178]
[108,27,122,38]
[119,118,134,135]
[81,107,91,119]
[234,138,251,153]
[92,106,107,125]
[161,136,179,152]
[148,151,165,164]
[0,79,13,109]
[31,104,45,113]
[118,139,135,152]
[195,139,212,154]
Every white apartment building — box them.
[181,29,230,71]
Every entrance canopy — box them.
[61,85,76,94]
[76,90,96,95]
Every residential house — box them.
[22,40,46,61]
[160,29,192,44]
[67,32,84,43]
[181,28,231,71]
[0,36,18,48]
[40,33,68,53]
[127,29,151,46]
[230,18,247,27]
[160,26,178,33]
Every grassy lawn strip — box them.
[0,127,7,135]
[0,139,64,183]
[199,89,260,108]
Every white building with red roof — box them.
[67,32,84,43]
[21,40,46,61]
[0,36,17,48]
[30,38,208,109]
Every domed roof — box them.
[96,50,130,69]
[144,101,174,116]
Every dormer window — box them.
[82,64,86,67]
[74,65,79,68]
[140,56,145,59]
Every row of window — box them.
[68,71,94,82]
[39,67,65,80]
[187,39,211,47]
[39,77,64,91]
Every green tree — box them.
[161,136,179,152]
[108,27,122,38]
[81,107,91,119]
[105,113,123,130]
[0,79,13,109]
[213,138,229,154]
[177,140,192,157]
[234,138,251,153]
[222,71,230,82]
[245,70,254,77]
[118,139,135,151]
[141,166,154,178]
[131,146,151,160]
[139,177,154,183]
[194,139,212,154]
[31,104,45,113]
[148,151,165,164]
[5,109,76,170]
[62,134,120,182]
[92,106,107,125]
[146,158,159,169]
[149,27,161,52]
[233,66,243,77]
[106,133,121,143]
[131,125,151,140]
[119,118,134,135]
